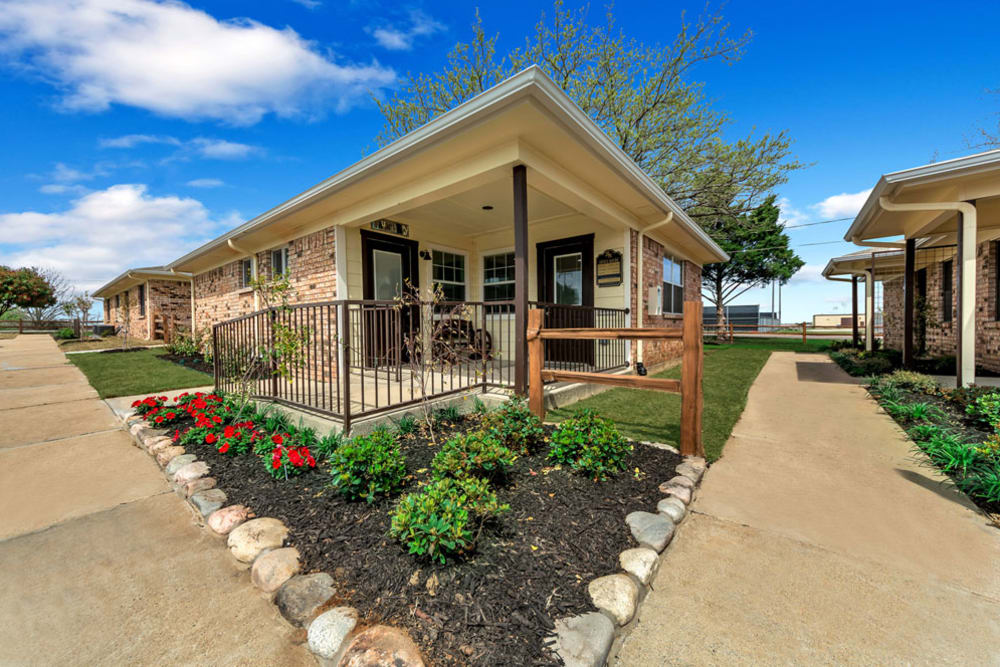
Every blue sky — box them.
[0,0,997,321]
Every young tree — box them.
[116,292,132,350]
[23,267,71,325]
[375,2,801,218]
[0,266,57,319]
[700,196,803,336]
[73,293,95,322]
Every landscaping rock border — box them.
[119,409,426,667]
[549,451,707,666]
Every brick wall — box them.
[880,240,1000,373]
[194,224,338,332]
[628,229,702,369]
[105,284,149,339]
[149,280,192,338]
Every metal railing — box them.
[212,299,630,429]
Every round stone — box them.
[307,607,358,660]
[147,438,174,455]
[173,460,209,485]
[338,625,424,667]
[191,488,227,517]
[663,484,692,505]
[227,517,288,563]
[551,612,615,667]
[181,476,216,498]
[665,474,694,490]
[587,574,638,626]
[275,573,336,627]
[208,505,250,535]
[619,547,659,585]
[625,511,675,552]
[165,454,197,476]
[251,547,301,593]
[657,496,686,523]
[144,435,170,452]
[156,446,186,466]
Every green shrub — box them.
[55,327,76,340]
[946,385,997,413]
[262,407,292,434]
[883,370,938,394]
[431,430,516,483]
[392,414,418,437]
[329,427,406,503]
[482,397,544,454]
[433,405,462,424]
[548,409,632,480]
[885,401,944,424]
[166,330,200,357]
[472,396,490,417]
[965,392,1000,429]
[908,423,945,442]
[314,430,346,460]
[390,476,508,563]
[831,348,897,377]
[958,468,1000,504]
[920,432,979,476]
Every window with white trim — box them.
[271,247,289,277]
[239,258,253,288]
[432,250,466,301]
[662,255,685,315]
[483,251,515,313]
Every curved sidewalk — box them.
[0,335,311,666]
[617,351,1000,665]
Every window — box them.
[662,255,685,315]
[942,260,953,323]
[431,249,466,301]
[138,284,146,317]
[115,294,120,308]
[239,258,253,288]
[271,247,289,277]
[995,242,1000,321]
[483,251,515,313]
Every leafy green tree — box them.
[0,266,57,319]
[375,2,801,218]
[700,196,803,332]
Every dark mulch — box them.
[185,416,679,666]
[161,352,213,374]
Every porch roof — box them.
[844,149,1000,244]
[92,266,191,299]
[822,240,957,281]
[165,65,727,275]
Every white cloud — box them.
[371,11,444,51]
[0,184,236,291]
[189,138,258,159]
[776,196,809,227]
[813,189,872,220]
[98,134,181,149]
[0,0,396,124]
[101,134,260,160]
[788,264,825,284]
[39,183,89,195]
[290,0,321,8]
[186,178,224,188]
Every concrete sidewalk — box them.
[0,334,311,666]
[617,351,1000,665]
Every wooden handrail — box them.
[527,301,704,457]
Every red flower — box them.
[166,412,176,420]
[271,457,281,470]
[223,425,235,438]
[212,415,222,424]
[154,415,164,424]
[205,433,217,444]
[131,400,141,408]
[288,448,303,467]
[271,434,284,445]
[219,442,230,454]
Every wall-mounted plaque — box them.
[596,249,623,287]
[370,219,410,237]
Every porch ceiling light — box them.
[481,205,494,210]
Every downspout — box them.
[635,213,673,375]
[867,196,977,385]
[228,238,259,310]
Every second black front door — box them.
[536,234,595,366]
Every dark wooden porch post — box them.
[903,238,915,367]
[513,164,528,395]
[851,275,859,347]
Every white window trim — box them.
[428,244,469,302]
[270,246,290,277]
[661,253,685,316]
[238,258,254,290]
[479,247,516,316]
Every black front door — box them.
[537,234,595,366]
[361,230,419,366]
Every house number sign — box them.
[596,249,623,287]
[370,219,410,237]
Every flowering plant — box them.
[265,433,316,479]
[214,421,261,455]
[132,395,167,416]
[146,407,184,426]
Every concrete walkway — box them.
[618,351,1000,665]
[0,335,311,666]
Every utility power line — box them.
[782,216,854,230]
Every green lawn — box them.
[548,337,832,462]
[68,347,213,398]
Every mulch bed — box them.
[161,352,214,374]
[870,384,1000,517]
[181,414,680,665]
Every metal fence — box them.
[212,299,630,429]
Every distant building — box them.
[703,304,779,328]
[812,313,877,328]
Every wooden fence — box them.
[0,319,104,335]
[526,301,704,457]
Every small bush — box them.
[392,414,418,437]
[433,405,462,424]
[390,476,508,563]
[472,397,490,417]
[883,370,938,394]
[965,392,1000,429]
[314,430,346,461]
[329,427,407,503]
[548,409,632,480]
[831,349,895,376]
[908,423,945,442]
[885,401,945,424]
[921,432,979,476]
[262,407,292,434]
[265,433,317,479]
[431,431,516,483]
[55,327,76,340]
[946,385,997,413]
[482,397,545,454]
[166,330,200,357]
[131,395,167,416]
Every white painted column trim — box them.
[335,225,348,300]
[623,228,632,365]
[864,270,874,352]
